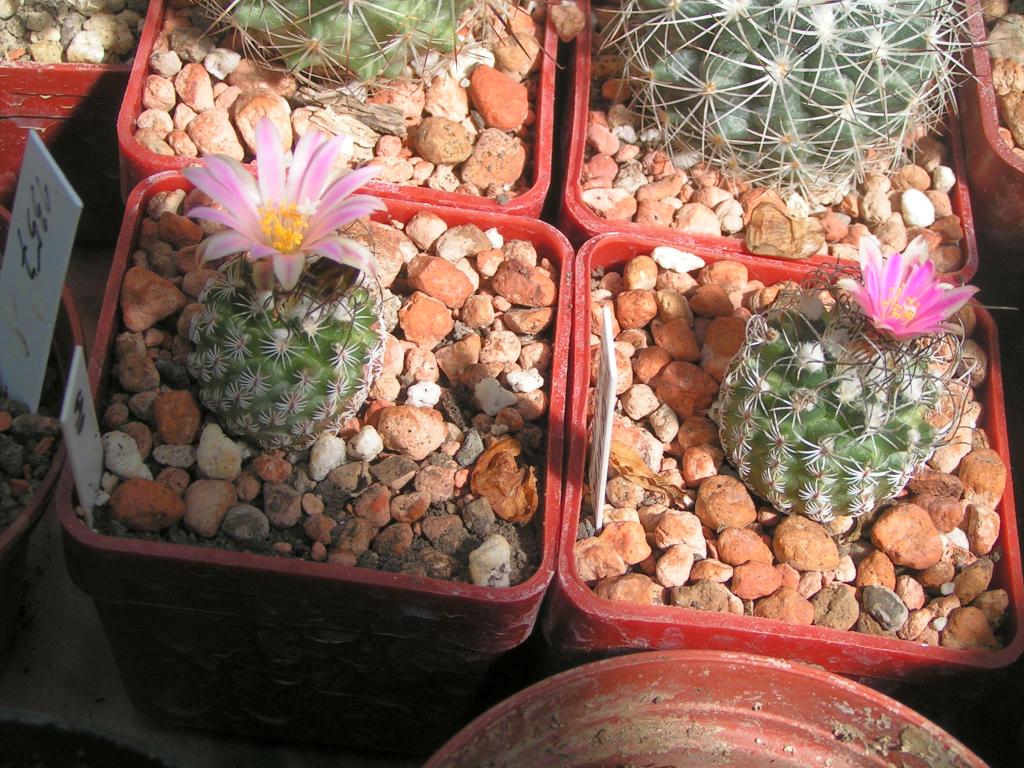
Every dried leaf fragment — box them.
[746,202,825,260]
[470,437,538,524]
[609,442,687,506]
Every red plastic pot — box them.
[0,206,83,660]
[56,171,572,753]
[425,651,989,767]
[116,0,557,215]
[558,0,979,285]
[542,231,1024,688]
[958,8,1024,275]
[0,26,157,241]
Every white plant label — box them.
[60,346,103,510]
[0,131,83,412]
[588,303,617,533]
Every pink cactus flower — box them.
[840,236,978,340]
[182,118,384,291]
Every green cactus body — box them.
[188,261,385,451]
[716,288,958,524]
[606,1,971,200]
[211,0,473,81]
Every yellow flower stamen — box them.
[883,291,919,323]
[259,203,308,253]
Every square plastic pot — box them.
[958,7,1024,270]
[557,0,979,286]
[0,206,83,661]
[56,171,572,753]
[542,230,1024,690]
[116,0,556,216]
[0,39,151,242]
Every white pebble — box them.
[204,48,241,80]
[484,227,504,249]
[715,198,744,234]
[149,50,182,78]
[450,44,495,80]
[0,0,20,20]
[639,127,661,143]
[196,423,242,480]
[406,381,442,408]
[468,534,512,587]
[834,555,856,583]
[901,188,936,227]
[66,30,106,63]
[102,431,152,481]
[670,148,701,169]
[505,368,544,394]
[152,444,196,468]
[942,526,971,551]
[939,581,956,596]
[348,425,384,462]
[651,245,705,274]
[931,165,956,193]
[83,14,133,54]
[785,192,811,218]
[930,615,949,632]
[309,433,346,481]
[474,377,518,416]
[612,124,637,144]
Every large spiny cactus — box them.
[715,275,968,524]
[604,0,973,201]
[199,0,485,83]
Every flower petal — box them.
[292,135,347,206]
[903,235,931,266]
[273,252,306,291]
[286,131,328,198]
[305,194,386,244]
[187,206,262,242]
[184,157,263,237]
[310,237,378,279]
[255,118,286,206]
[196,230,253,262]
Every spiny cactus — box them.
[715,278,967,524]
[182,117,388,451]
[189,260,386,451]
[604,0,973,201]
[200,0,482,83]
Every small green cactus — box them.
[201,0,479,82]
[188,260,386,451]
[604,0,973,200]
[715,280,966,524]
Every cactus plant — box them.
[604,0,974,201]
[715,237,977,523]
[183,119,387,450]
[199,0,481,83]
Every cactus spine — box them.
[604,0,973,201]
[200,0,483,83]
[715,283,965,524]
[189,261,386,451]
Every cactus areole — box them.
[605,0,973,201]
[714,237,978,524]
[183,119,388,450]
